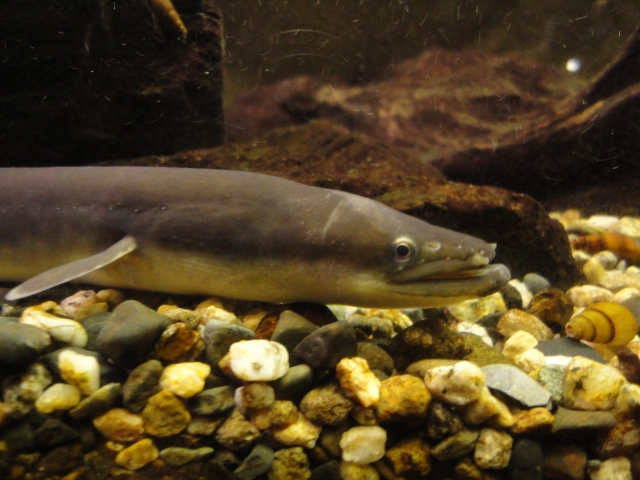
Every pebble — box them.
[522,273,551,294]
[474,428,512,470]
[385,436,431,476]
[154,322,204,362]
[272,364,315,402]
[157,304,202,329]
[114,438,158,470]
[159,361,210,398]
[292,321,357,370]
[511,407,554,435]
[215,409,261,451]
[58,349,100,395]
[376,374,431,423]
[69,382,121,419]
[336,357,381,408]
[299,382,353,426]
[431,428,479,461]
[229,340,289,381]
[0,322,51,373]
[616,382,640,418]
[270,310,318,353]
[234,442,274,480]
[249,399,298,430]
[141,389,191,437]
[60,290,107,320]
[92,408,145,442]
[613,287,640,303]
[268,447,310,480]
[423,361,485,406]
[567,285,614,307]
[446,293,502,323]
[595,419,640,458]
[347,313,394,338]
[32,418,80,448]
[34,383,81,413]
[552,406,617,433]
[20,302,87,348]
[527,287,574,330]
[508,279,533,308]
[96,300,170,369]
[515,347,546,373]
[589,456,633,480]
[536,336,605,362]
[270,412,322,448]
[460,386,514,427]
[496,309,554,342]
[502,330,538,358]
[339,425,387,464]
[159,446,214,466]
[356,342,395,376]
[483,364,552,407]
[203,320,256,367]
[199,304,240,325]
[189,385,236,416]
[562,356,627,410]
[543,442,588,480]
[2,363,52,418]
[121,359,163,412]
[339,461,379,480]
[508,439,544,480]
[81,311,110,351]
[425,401,464,441]
[235,382,276,414]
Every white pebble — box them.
[424,361,485,406]
[447,294,500,323]
[229,340,289,381]
[589,456,632,480]
[514,348,546,374]
[613,287,640,303]
[562,356,627,410]
[502,330,538,359]
[340,425,387,464]
[507,279,532,308]
[160,362,211,398]
[336,357,381,408]
[474,428,512,469]
[457,322,493,346]
[612,216,640,237]
[460,386,513,427]
[58,350,100,395]
[20,303,87,347]
[566,285,613,308]
[615,383,640,418]
[35,383,81,413]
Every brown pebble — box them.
[526,288,574,331]
[496,309,554,342]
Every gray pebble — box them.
[69,383,121,419]
[271,364,315,402]
[271,310,318,353]
[482,364,552,407]
[523,273,551,295]
[356,342,394,376]
[203,320,255,367]
[121,359,163,412]
[431,428,479,461]
[537,365,566,404]
[96,300,170,369]
[189,385,236,416]
[552,406,617,433]
[535,337,604,363]
[234,442,274,480]
[292,321,357,370]
[0,321,51,373]
[81,311,111,352]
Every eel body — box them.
[0,167,510,307]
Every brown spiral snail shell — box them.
[565,301,638,346]
[570,233,640,264]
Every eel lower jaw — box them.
[390,263,511,298]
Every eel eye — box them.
[392,238,417,263]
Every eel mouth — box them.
[390,263,511,299]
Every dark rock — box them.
[535,337,605,363]
[84,450,111,480]
[501,284,524,310]
[189,386,236,416]
[300,383,353,426]
[461,333,515,367]
[0,322,51,373]
[35,442,83,474]
[431,429,479,461]
[595,418,640,458]
[552,406,617,434]
[399,315,468,369]
[310,459,341,480]
[234,442,274,480]
[0,420,34,452]
[425,402,464,442]
[97,300,170,369]
[270,310,318,354]
[81,312,111,352]
[508,439,543,480]
[121,359,163,413]
[256,304,337,341]
[69,383,121,419]
[356,342,395,376]
[292,321,357,370]
[543,442,587,480]
[616,347,640,384]
[527,288,574,331]
[203,320,255,368]
[33,418,80,447]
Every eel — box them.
[0,167,510,307]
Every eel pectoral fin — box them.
[4,236,137,301]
